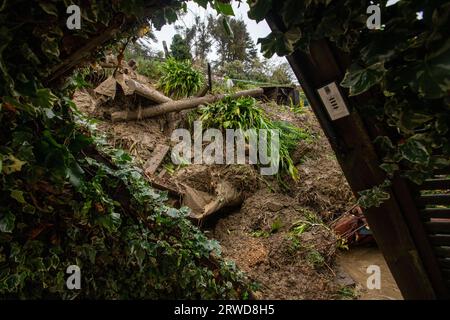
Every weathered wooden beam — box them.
[426,222,450,234]
[430,235,450,246]
[422,208,450,219]
[418,194,450,206]
[144,144,170,176]
[420,179,450,190]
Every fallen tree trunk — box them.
[125,78,172,103]
[111,88,264,122]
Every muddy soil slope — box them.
[74,87,361,299]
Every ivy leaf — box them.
[435,115,449,134]
[0,211,15,233]
[38,2,58,17]
[400,138,430,165]
[2,154,26,174]
[398,110,434,133]
[281,1,305,27]
[194,0,209,9]
[34,88,58,109]
[41,34,60,59]
[214,0,234,16]
[380,163,399,176]
[166,208,180,218]
[402,170,432,185]
[357,184,390,208]
[374,136,394,152]
[10,190,26,204]
[66,162,84,188]
[20,43,41,65]
[411,40,450,99]
[248,0,272,23]
[341,62,385,96]
[258,31,293,58]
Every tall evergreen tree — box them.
[170,34,192,61]
[208,15,257,66]
[184,15,212,63]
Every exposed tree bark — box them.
[126,78,172,103]
[111,88,264,122]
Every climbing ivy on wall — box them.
[247,0,450,206]
[0,0,252,298]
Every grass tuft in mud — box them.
[190,97,310,181]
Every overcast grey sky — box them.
[149,0,404,62]
[151,1,285,64]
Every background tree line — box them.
[126,14,295,86]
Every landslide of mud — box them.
[74,87,358,299]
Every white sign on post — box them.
[317,82,350,120]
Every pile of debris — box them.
[74,59,371,299]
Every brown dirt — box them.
[73,86,359,300]
[209,189,341,299]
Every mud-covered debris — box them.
[267,201,284,212]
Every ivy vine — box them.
[247,0,450,206]
[0,0,251,298]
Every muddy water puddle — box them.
[337,246,403,300]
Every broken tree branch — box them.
[125,78,172,103]
[111,88,264,122]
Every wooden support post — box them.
[266,12,448,299]
[162,41,170,58]
[207,62,212,93]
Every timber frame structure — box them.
[266,13,450,299]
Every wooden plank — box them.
[422,208,450,219]
[391,177,450,298]
[434,167,450,175]
[426,221,450,234]
[418,194,450,206]
[439,258,450,268]
[144,144,170,176]
[430,235,450,246]
[434,246,450,258]
[419,179,450,190]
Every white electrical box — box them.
[317,82,350,120]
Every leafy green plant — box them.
[250,230,271,238]
[270,217,283,233]
[64,68,93,90]
[158,58,204,99]
[250,217,283,238]
[198,96,271,130]
[270,121,311,181]
[306,249,325,268]
[195,97,307,180]
[135,57,163,80]
[337,286,358,300]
